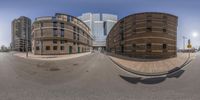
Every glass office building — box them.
[78,13,118,50]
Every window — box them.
[132,44,136,52]
[53,46,57,50]
[146,43,151,49]
[40,22,43,27]
[61,23,64,28]
[41,29,43,36]
[163,29,167,33]
[147,20,152,23]
[46,46,50,50]
[53,28,58,36]
[53,40,57,44]
[147,15,152,18]
[163,16,167,19]
[146,27,152,32]
[60,40,65,44]
[77,28,80,33]
[53,22,57,27]
[61,29,64,37]
[36,46,40,50]
[67,16,71,22]
[77,34,79,40]
[132,29,136,33]
[163,44,167,49]
[71,17,74,21]
[132,44,136,48]
[83,32,85,36]
[73,26,76,31]
[121,45,124,53]
[60,46,64,50]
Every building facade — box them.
[78,13,118,50]
[32,13,93,55]
[107,12,178,59]
[11,16,32,52]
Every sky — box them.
[0,0,200,49]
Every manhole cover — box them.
[73,63,78,66]
[49,67,60,71]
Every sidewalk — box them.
[109,53,196,76]
[13,52,91,61]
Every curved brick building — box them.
[32,13,93,55]
[106,12,178,59]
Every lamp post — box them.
[182,36,187,50]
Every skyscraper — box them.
[78,13,118,50]
[11,16,31,52]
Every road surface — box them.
[0,52,200,100]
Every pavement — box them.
[109,53,195,76]
[13,52,91,61]
[0,52,200,100]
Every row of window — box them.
[36,46,87,51]
[53,40,66,44]
[36,46,65,51]
[131,44,167,49]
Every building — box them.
[107,12,178,59]
[32,13,93,55]
[11,16,32,52]
[78,13,118,50]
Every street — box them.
[0,52,200,100]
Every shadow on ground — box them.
[120,70,185,85]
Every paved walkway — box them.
[109,53,196,76]
[13,52,91,61]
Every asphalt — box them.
[0,52,200,100]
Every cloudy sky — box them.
[0,0,200,48]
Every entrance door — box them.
[69,46,72,54]
[78,47,80,53]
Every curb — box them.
[109,55,193,76]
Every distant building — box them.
[107,12,178,59]
[11,16,31,52]
[78,13,118,50]
[32,13,93,55]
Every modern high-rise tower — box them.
[11,16,31,52]
[78,13,118,50]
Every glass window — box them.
[53,22,57,27]
[61,29,64,37]
[53,40,57,44]
[53,28,58,36]
[61,23,64,28]
[67,16,71,22]
[147,20,152,23]
[46,46,50,50]
[53,46,57,50]
[163,29,167,33]
[60,40,65,44]
[36,46,40,50]
[146,43,151,49]
[60,46,64,50]
[163,44,167,49]
[77,34,79,40]
[146,27,152,32]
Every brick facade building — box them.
[32,13,93,55]
[106,12,178,59]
